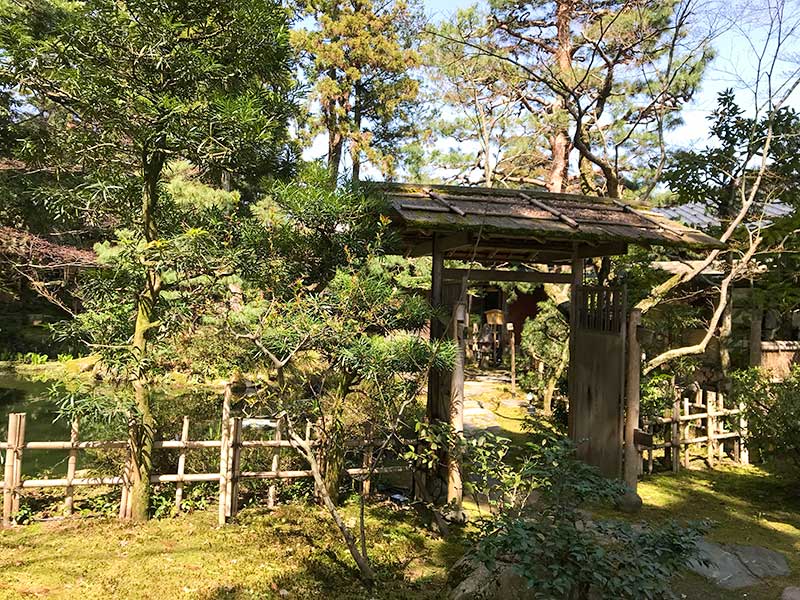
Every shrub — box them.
[732,366,800,465]
[460,422,708,599]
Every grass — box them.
[0,499,465,599]
[1,466,799,599]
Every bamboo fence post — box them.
[707,389,715,468]
[717,388,725,462]
[267,415,283,509]
[647,423,654,474]
[683,395,690,468]
[119,438,130,520]
[218,383,233,526]
[174,416,190,513]
[671,390,680,473]
[11,414,26,516]
[739,402,750,465]
[65,418,79,515]
[362,422,373,498]
[228,417,243,519]
[3,413,20,527]
[508,322,516,395]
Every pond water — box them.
[0,371,248,477]
[0,373,70,474]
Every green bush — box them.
[732,366,800,465]
[458,422,708,599]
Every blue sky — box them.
[420,0,800,148]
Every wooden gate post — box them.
[174,416,189,513]
[2,413,20,527]
[447,301,466,513]
[65,418,79,515]
[623,309,642,492]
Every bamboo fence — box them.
[640,385,749,474]
[1,403,410,528]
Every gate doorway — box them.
[569,285,627,478]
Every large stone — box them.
[728,544,790,579]
[782,587,800,600]
[689,540,790,590]
[615,491,643,514]
[447,556,532,600]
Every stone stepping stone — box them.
[689,540,790,590]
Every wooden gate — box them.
[569,285,627,478]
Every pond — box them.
[0,371,252,478]
[0,373,70,474]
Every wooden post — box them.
[218,383,232,526]
[447,301,466,511]
[119,424,132,520]
[719,391,725,460]
[362,422,373,498]
[174,416,189,513]
[568,248,583,438]
[624,309,642,492]
[65,418,79,515]
[739,402,750,465]
[228,417,243,519]
[3,413,19,528]
[11,414,25,516]
[647,423,654,474]
[671,388,680,473]
[683,395,690,468]
[507,322,516,395]
[749,306,763,367]
[268,415,283,509]
[706,389,716,468]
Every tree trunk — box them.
[127,150,164,521]
[351,82,362,183]
[546,0,573,193]
[289,427,375,583]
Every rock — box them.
[447,556,532,600]
[728,544,790,579]
[689,540,790,590]
[65,354,100,374]
[782,587,800,600]
[615,491,643,514]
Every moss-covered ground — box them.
[0,499,465,599]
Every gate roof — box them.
[376,182,723,265]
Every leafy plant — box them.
[455,419,707,600]
[732,366,800,465]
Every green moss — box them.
[0,502,464,599]
[626,465,800,600]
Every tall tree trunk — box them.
[546,0,573,193]
[328,130,344,184]
[351,82,362,184]
[127,150,164,521]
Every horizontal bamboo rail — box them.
[2,402,414,527]
[640,386,747,474]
